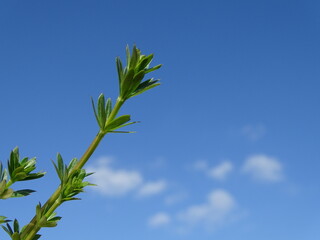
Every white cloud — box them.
[194,160,233,181]
[87,157,143,196]
[208,161,233,181]
[178,189,236,229]
[137,180,167,197]
[148,212,171,227]
[241,124,266,141]
[242,154,283,182]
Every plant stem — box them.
[21,97,126,240]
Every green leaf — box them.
[2,223,13,236]
[125,45,131,67]
[32,234,41,240]
[13,219,19,233]
[0,180,6,194]
[107,115,131,131]
[130,79,160,97]
[0,216,11,224]
[97,93,107,128]
[116,57,124,87]
[144,64,162,74]
[0,188,14,199]
[105,98,112,119]
[137,54,153,71]
[129,45,139,69]
[91,97,100,127]
[0,162,8,181]
[53,154,67,183]
[109,121,139,132]
[120,68,135,98]
[130,70,145,92]
[67,158,78,172]
[11,189,35,198]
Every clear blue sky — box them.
[1,0,319,239]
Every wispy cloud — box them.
[194,160,233,181]
[87,157,167,197]
[177,189,237,230]
[242,154,284,182]
[208,161,233,181]
[87,157,143,196]
[137,180,167,197]
[241,124,266,141]
[148,212,171,228]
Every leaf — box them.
[97,93,107,128]
[11,189,36,198]
[107,115,131,131]
[126,45,131,67]
[32,234,41,240]
[137,54,153,71]
[109,121,139,132]
[0,180,6,194]
[129,45,139,69]
[0,162,7,181]
[67,158,78,172]
[13,219,19,233]
[0,216,11,224]
[105,98,112,119]
[130,70,145,92]
[130,79,160,98]
[144,64,162,74]
[2,223,13,236]
[0,188,14,199]
[91,97,100,127]
[120,68,135,98]
[116,57,124,86]
[23,172,45,181]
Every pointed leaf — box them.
[97,93,106,128]
[144,64,162,74]
[107,115,131,131]
[11,189,36,198]
[91,97,100,127]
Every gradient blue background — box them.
[0,0,319,239]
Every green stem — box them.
[21,97,126,240]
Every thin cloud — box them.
[194,160,233,181]
[208,161,233,181]
[148,212,171,228]
[137,180,167,197]
[242,154,284,182]
[87,157,143,196]
[178,189,237,230]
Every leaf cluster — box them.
[91,94,137,133]
[0,148,45,200]
[53,154,94,202]
[2,219,40,240]
[35,203,61,228]
[117,45,162,101]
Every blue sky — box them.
[0,0,320,239]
